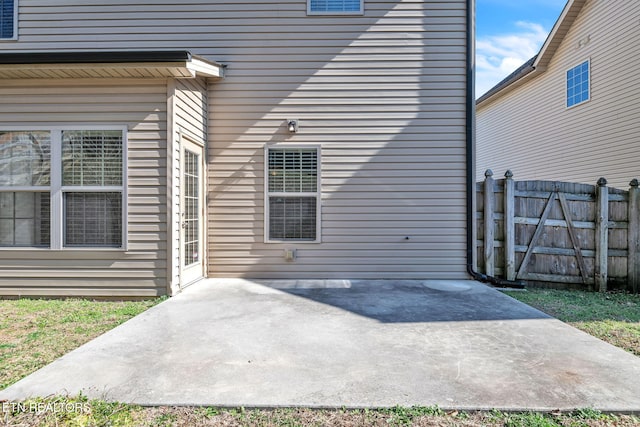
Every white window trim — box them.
[264,145,322,244]
[307,0,364,15]
[566,58,591,109]
[0,0,18,41]
[0,125,128,250]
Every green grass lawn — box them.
[504,288,640,356]
[0,298,163,390]
[1,291,639,426]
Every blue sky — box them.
[476,0,567,97]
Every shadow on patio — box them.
[248,279,550,323]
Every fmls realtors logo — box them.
[2,401,90,415]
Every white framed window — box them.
[0,127,127,249]
[308,0,363,15]
[566,59,590,108]
[265,146,321,243]
[0,0,17,40]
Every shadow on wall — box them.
[207,1,468,281]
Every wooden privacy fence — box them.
[476,170,640,293]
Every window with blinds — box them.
[0,0,16,39]
[62,130,123,187]
[0,128,125,249]
[308,0,363,14]
[62,130,124,248]
[266,147,320,242]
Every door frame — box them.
[178,132,206,289]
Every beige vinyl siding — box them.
[167,77,208,291]
[206,1,468,278]
[175,77,207,143]
[3,0,469,280]
[477,0,640,190]
[0,79,168,297]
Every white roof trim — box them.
[187,57,225,79]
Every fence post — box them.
[595,177,609,292]
[628,179,640,293]
[504,170,516,281]
[484,169,495,276]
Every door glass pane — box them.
[0,131,51,186]
[184,150,199,266]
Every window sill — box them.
[306,11,364,16]
[0,247,127,252]
[265,239,322,244]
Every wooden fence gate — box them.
[476,170,640,293]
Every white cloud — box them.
[476,22,549,97]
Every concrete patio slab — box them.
[1,279,640,412]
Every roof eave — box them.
[476,56,537,106]
[0,50,225,80]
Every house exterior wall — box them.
[168,77,208,292]
[1,0,470,283]
[477,0,640,190]
[0,79,169,297]
[204,1,468,278]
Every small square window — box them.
[0,0,16,40]
[566,60,590,108]
[308,0,363,15]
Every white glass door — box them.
[180,138,204,287]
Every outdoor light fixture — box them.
[287,119,299,133]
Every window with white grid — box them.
[266,147,320,242]
[308,0,363,14]
[0,128,125,249]
[566,60,590,108]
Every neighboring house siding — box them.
[3,0,469,280]
[0,79,168,296]
[477,0,640,189]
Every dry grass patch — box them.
[3,400,640,427]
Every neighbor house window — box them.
[266,147,320,242]
[308,0,363,14]
[0,128,125,249]
[567,60,590,108]
[0,0,17,40]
